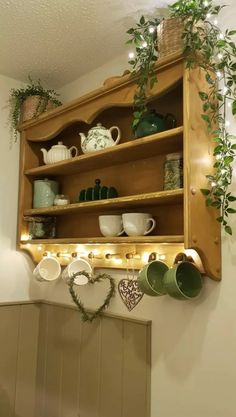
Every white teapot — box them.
[41,141,78,164]
[79,123,121,154]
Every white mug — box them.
[62,258,92,285]
[33,257,61,282]
[122,213,156,236]
[99,215,124,237]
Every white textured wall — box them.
[55,4,236,417]
[0,74,42,302]
[59,52,128,101]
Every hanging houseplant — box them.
[127,0,236,235]
[8,77,62,142]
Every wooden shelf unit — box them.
[18,53,221,279]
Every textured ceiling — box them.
[0,0,169,88]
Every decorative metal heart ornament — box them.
[118,279,144,311]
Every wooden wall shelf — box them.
[17,53,221,280]
[24,127,183,176]
[21,235,184,245]
[24,189,183,216]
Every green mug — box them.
[137,261,169,296]
[163,261,203,300]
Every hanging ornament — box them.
[118,261,144,311]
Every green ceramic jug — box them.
[134,110,177,138]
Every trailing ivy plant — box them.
[126,16,160,130]
[127,0,236,234]
[9,77,62,142]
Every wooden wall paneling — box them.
[15,304,40,417]
[43,305,65,417]
[122,321,151,417]
[60,308,82,417]
[78,319,101,417]
[0,305,20,417]
[99,317,123,417]
[35,304,49,417]
[30,303,152,417]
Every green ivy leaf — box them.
[199,92,208,101]
[140,16,145,25]
[225,225,232,235]
[206,197,213,207]
[232,100,236,115]
[201,114,210,123]
[200,188,210,196]
[227,208,236,214]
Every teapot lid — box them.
[90,123,106,131]
[51,141,67,148]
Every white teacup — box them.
[99,215,124,237]
[122,213,156,236]
[33,257,61,282]
[62,258,92,285]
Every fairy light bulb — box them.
[204,0,209,6]
[211,181,217,187]
[206,13,211,19]
[128,52,135,59]
[221,168,227,175]
[225,120,230,127]
[214,19,218,25]
[142,41,147,48]
[216,154,222,160]
[219,33,224,40]
[223,86,228,95]
[216,71,222,78]
[149,26,155,34]
[228,102,232,108]
[217,53,223,60]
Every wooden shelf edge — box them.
[23,189,184,216]
[20,235,184,245]
[24,126,184,176]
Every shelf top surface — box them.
[21,235,184,245]
[24,189,184,216]
[25,126,183,176]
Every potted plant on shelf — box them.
[8,77,62,142]
[127,0,236,234]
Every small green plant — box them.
[9,77,62,142]
[127,0,236,234]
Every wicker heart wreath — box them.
[68,270,115,322]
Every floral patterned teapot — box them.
[79,123,121,153]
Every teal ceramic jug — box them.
[134,110,177,138]
[33,179,59,208]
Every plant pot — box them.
[20,95,57,123]
[157,17,184,60]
